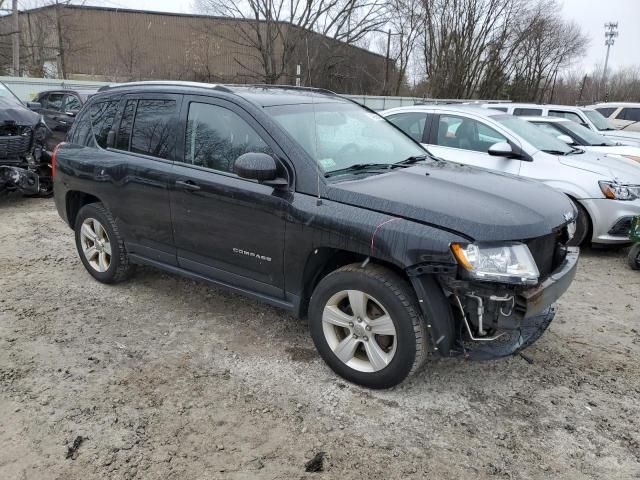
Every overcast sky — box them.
[92,0,640,72]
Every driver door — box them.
[169,96,289,298]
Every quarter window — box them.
[513,108,542,116]
[184,102,272,173]
[435,115,507,153]
[386,112,428,142]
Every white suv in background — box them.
[589,103,640,133]
[382,105,640,246]
[482,102,640,146]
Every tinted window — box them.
[90,101,119,148]
[513,108,542,116]
[619,108,640,122]
[43,93,64,111]
[386,112,428,142]
[68,107,93,146]
[595,107,616,118]
[116,100,136,151]
[549,110,585,125]
[129,99,176,159]
[64,95,81,112]
[435,115,507,153]
[184,103,272,173]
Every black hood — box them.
[326,160,575,242]
[0,97,40,125]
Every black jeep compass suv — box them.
[53,82,579,388]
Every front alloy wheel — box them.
[309,264,428,389]
[322,290,397,372]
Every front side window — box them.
[266,102,425,175]
[90,101,119,148]
[43,93,64,111]
[184,103,273,173]
[64,95,81,112]
[386,112,428,142]
[513,108,542,116]
[495,115,572,154]
[435,115,507,153]
[619,108,640,122]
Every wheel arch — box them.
[297,247,409,319]
[66,190,103,228]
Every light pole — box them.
[601,22,618,101]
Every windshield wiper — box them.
[393,154,428,166]
[325,163,393,177]
[542,149,571,156]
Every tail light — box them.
[51,143,61,177]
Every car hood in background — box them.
[558,150,640,183]
[602,129,640,145]
[326,160,574,242]
[0,97,40,125]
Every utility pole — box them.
[383,29,391,95]
[601,21,618,101]
[11,0,19,76]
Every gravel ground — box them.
[1,195,639,480]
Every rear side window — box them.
[183,102,272,173]
[619,108,640,122]
[115,99,176,159]
[64,94,81,112]
[513,108,542,116]
[68,107,93,146]
[595,107,616,118]
[90,101,119,148]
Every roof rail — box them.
[97,81,233,93]
[231,84,337,96]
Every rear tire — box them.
[628,244,640,270]
[308,263,428,389]
[568,200,590,247]
[74,202,136,284]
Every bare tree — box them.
[385,0,422,95]
[194,0,388,84]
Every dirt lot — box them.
[1,195,639,480]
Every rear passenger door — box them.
[169,96,288,298]
[108,93,181,265]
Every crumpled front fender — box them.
[0,166,39,194]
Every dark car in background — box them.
[31,88,97,150]
[0,82,51,196]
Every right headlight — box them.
[450,242,540,285]
[599,181,640,201]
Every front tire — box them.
[308,264,427,389]
[74,202,136,284]
[568,200,590,247]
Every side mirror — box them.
[26,101,41,111]
[557,134,575,145]
[233,152,287,186]
[488,142,514,157]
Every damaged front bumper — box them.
[520,247,579,318]
[0,165,40,194]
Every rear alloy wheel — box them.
[74,202,136,284]
[309,264,428,389]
